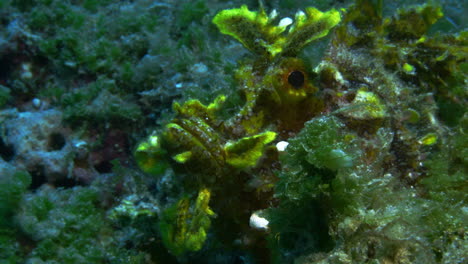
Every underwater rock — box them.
[1,109,73,187]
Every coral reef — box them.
[0,0,465,263]
[0,167,30,263]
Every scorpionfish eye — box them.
[288,70,305,89]
[265,57,317,103]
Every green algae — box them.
[0,0,465,263]
[0,170,31,263]
[0,171,30,225]
[0,86,11,109]
[16,186,108,262]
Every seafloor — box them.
[0,0,466,263]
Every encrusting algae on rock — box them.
[134,1,467,263]
[1,0,465,263]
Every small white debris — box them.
[32,98,41,109]
[249,212,269,231]
[21,63,33,79]
[269,10,278,20]
[64,61,77,68]
[175,83,183,88]
[279,17,293,28]
[191,63,208,74]
[276,141,289,152]
[149,134,160,146]
[295,10,306,18]
[74,140,87,148]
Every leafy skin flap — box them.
[224,131,276,169]
[159,188,215,256]
[173,95,226,124]
[134,134,168,175]
[384,4,443,41]
[213,5,341,58]
[212,5,287,57]
[279,7,341,57]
